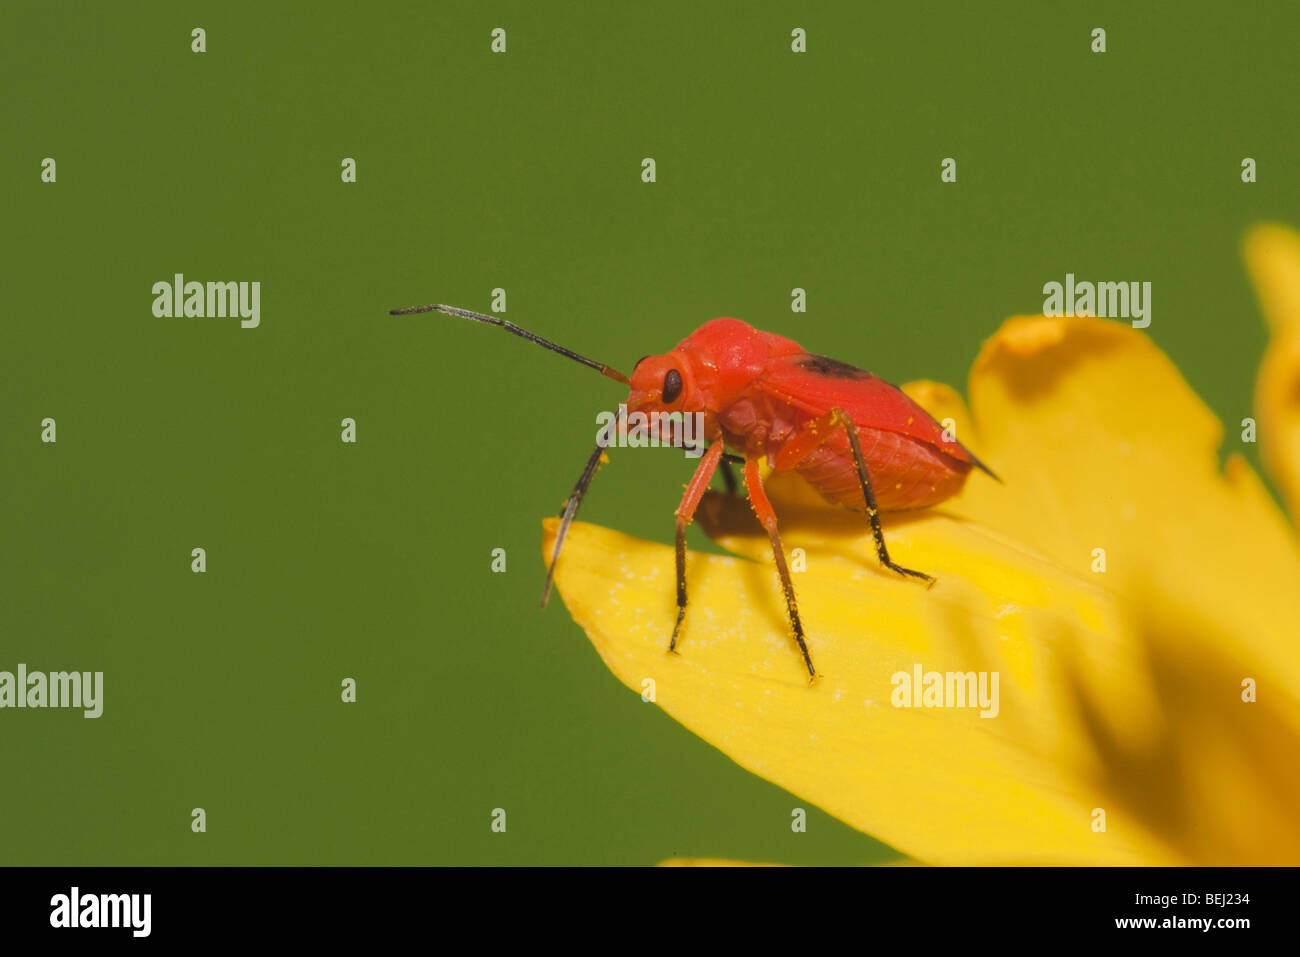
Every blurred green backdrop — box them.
[3,1,1297,865]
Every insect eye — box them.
[662,368,683,403]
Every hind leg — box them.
[774,408,935,586]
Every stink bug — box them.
[390,304,999,678]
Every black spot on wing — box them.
[797,353,873,380]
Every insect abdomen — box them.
[793,427,972,511]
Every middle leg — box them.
[718,452,744,495]
[744,458,816,679]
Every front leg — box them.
[774,407,935,587]
[669,442,725,652]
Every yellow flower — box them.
[1247,223,1300,521]
[542,225,1300,865]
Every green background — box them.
[3,1,1297,865]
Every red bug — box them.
[391,304,998,678]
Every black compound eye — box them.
[665,369,686,403]
[662,368,683,403]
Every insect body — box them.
[391,304,998,679]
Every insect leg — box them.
[831,407,935,586]
[718,452,744,495]
[774,408,935,586]
[669,442,725,652]
[743,458,816,679]
[541,442,608,607]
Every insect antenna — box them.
[541,441,608,607]
[389,303,630,385]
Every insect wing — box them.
[756,352,980,469]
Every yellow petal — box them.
[947,315,1300,862]
[953,315,1300,672]
[1245,223,1300,519]
[1246,223,1300,334]
[544,512,1182,865]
